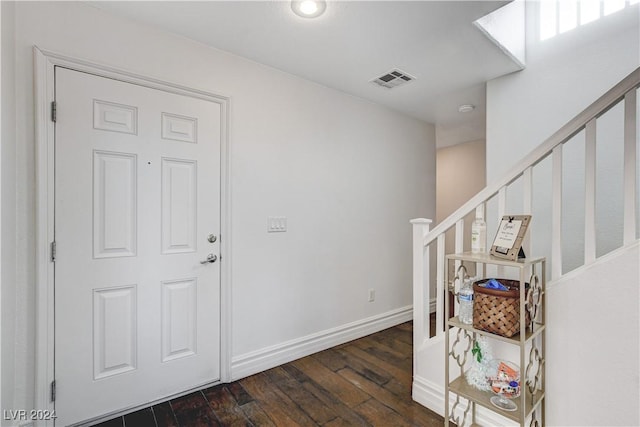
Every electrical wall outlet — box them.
[267,216,287,232]
[368,288,375,302]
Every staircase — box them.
[411,67,640,426]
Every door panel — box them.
[93,151,138,258]
[93,285,137,379]
[54,67,221,426]
[161,158,198,254]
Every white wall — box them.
[2,0,435,415]
[1,1,16,423]
[545,243,639,426]
[436,139,486,225]
[436,139,486,278]
[487,3,639,181]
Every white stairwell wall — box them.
[486,1,640,276]
[413,29,638,427]
[485,5,639,424]
[545,242,639,427]
[412,73,640,425]
[411,4,639,425]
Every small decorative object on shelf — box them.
[489,361,521,412]
[465,338,494,391]
[490,215,531,261]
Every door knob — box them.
[200,254,217,264]
[207,234,217,243]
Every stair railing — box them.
[412,67,639,351]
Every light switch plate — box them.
[267,216,287,232]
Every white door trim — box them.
[33,46,232,425]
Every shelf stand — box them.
[444,252,546,427]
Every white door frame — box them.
[33,46,232,425]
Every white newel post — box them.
[411,218,432,373]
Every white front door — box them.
[54,67,221,426]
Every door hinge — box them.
[50,380,56,402]
[51,101,57,122]
[50,241,57,262]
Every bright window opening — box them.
[540,0,638,40]
[604,0,626,15]
[540,0,558,40]
[579,0,600,25]
[559,0,578,33]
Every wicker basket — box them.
[473,279,530,338]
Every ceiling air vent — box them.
[370,69,416,89]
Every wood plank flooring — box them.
[92,321,444,426]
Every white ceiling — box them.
[91,1,522,147]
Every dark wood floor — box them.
[93,321,444,426]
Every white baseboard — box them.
[231,305,412,381]
[413,375,517,426]
[412,374,445,415]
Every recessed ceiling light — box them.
[458,104,475,113]
[291,0,327,18]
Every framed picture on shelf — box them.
[490,215,531,261]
